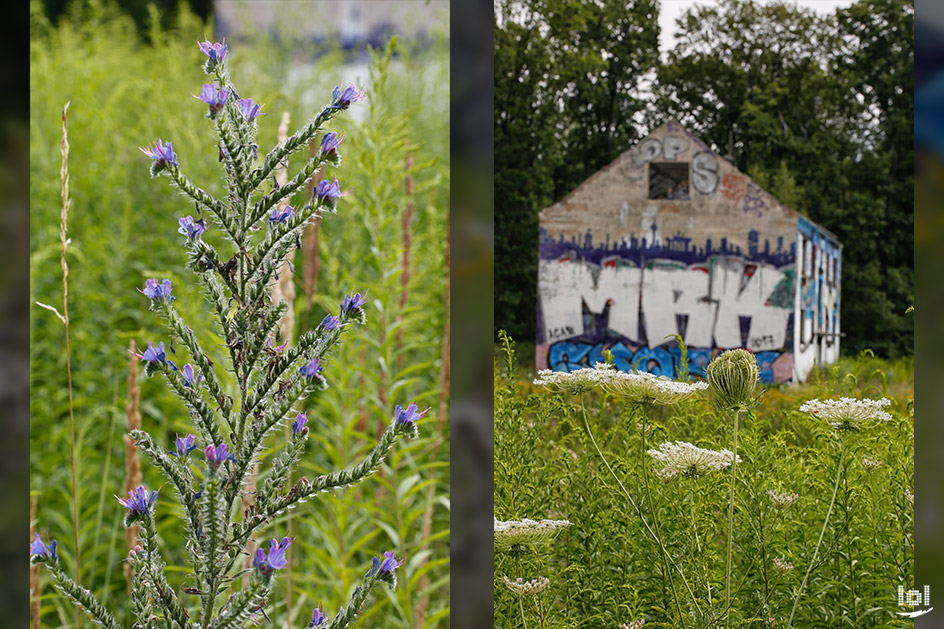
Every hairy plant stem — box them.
[577,394,699,625]
[724,409,740,629]
[786,435,846,628]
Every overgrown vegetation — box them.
[494,334,914,628]
[30,2,449,626]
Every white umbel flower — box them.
[647,441,740,478]
[603,370,708,405]
[905,488,914,505]
[501,575,550,596]
[533,363,616,394]
[798,397,892,431]
[619,620,646,629]
[860,455,883,472]
[494,518,572,551]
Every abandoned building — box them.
[537,120,842,382]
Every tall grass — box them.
[30,3,449,626]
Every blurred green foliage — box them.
[30,1,449,627]
[494,336,913,628]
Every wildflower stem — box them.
[518,594,530,629]
[576,395,697,624]
[724,409,739,629]
[46,560,121,629]
[786,436,846,628]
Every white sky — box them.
[659,0,859,56]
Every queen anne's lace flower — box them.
[619,621,646,629]
[494,518,572,551]
[647,441,739,478]
[799,397,892,431]
[905,488,914,505]
[603,370,708,404]
[861,455,883,472]
[533,363,614,394]
[501,575,550,596]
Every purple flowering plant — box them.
[32,38,425,629]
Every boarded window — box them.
[648,162,689,200]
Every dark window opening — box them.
[648,162,689,200]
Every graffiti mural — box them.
[793,217,842,380]
[538,228,796,382]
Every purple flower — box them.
[330,84,367,110]
[394,402,428,436]
[30,533,58,561]
[205,443,234,470]
[194,82,230,114]
[341,291,367,313]
[197,38,227,63]
[308,608,328,627]
[265,336,287,354]
[136,341,167,366]
[238,98,263,122]
[116,485,158,516]
[368,550,404,584]
[178,216,206,240]
[269,204,296,226]
[319,132,344,161]
[181,364,203,389]
[171,434,197,458]
[140,278,175,304]
[292,413,309,437]
[139,139,178,167]
[320,314,340,331]
[316,177,351,208]
[253,536,292,576]
[300,357,323,380]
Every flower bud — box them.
[706,349,759,411]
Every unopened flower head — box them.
[773,557,794,575]
[253,536,292,576]
[197,38,227,64]
[237,98,263,123]
[767,489,799,509]
[861,455,883,472]
[171,433,197,458]
[29,533,58,563]
[269,204,295,226]
[647,441,740,478]
[178,215,206,240]
[798,397,892,431]
[494,518,572,552]
[706,349,759,410]
[330,84,367,110]
[194,82,230,116]
[501,575,550,596]
[654,466,679,482]
[604,369,708,405]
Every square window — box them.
[648,162,690,200]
